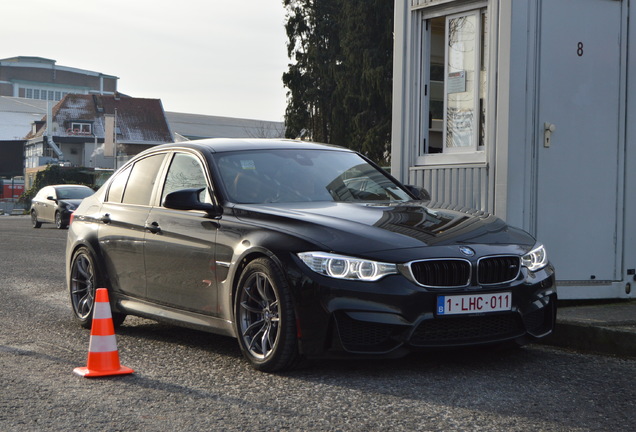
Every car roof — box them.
[146,138,353,156]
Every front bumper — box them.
[289,257,556,358]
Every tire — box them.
[234,258,299,372]
[69,247,126,329]
[31,211,42,228]
[55,211,67,229]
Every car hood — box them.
[231,201,537,258]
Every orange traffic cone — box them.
[73,288,134,378]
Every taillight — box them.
[69,213,75,225]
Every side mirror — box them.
[404,185,431,204]
[163,188,223,218]
[47,195,58,203]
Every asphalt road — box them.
[1,216,635,431]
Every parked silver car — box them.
[30,184,94,229]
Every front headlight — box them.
[521,244,548,272]
[297,252,398,281]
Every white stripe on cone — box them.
[88,335,119,353]
[93,301,112,319]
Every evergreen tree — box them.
[335,0,394,163]
[282,0,394,164]
[282,0,340,143]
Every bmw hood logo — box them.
[459,246,475,257]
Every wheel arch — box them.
[229,248,287,317]
[225,230,319,332]
[68,240,127,327]
[67,238,113,302]
[230,249,303,370]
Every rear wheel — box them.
[234,258,299,372]
[31,211,41,228]
[69,247,125,329]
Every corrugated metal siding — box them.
[409,164,489,212]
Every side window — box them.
[161,153,212,205]
[121,154,166,206]
[107,165,132,203]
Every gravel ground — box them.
[1,216,635,431]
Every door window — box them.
[161,153,212,205]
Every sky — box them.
[1,0,290,122]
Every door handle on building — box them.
[544,122,556,148]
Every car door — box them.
[40,186,56,222]
[97,153,167,299]
[144,151,220,315]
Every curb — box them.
[541,322,636,358]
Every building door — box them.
[536,0,623,282]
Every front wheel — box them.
[234,258,299,372]
[69,247,125,329]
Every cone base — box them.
[73,365,134,378]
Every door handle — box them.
[100,213,111,224]
[544,122,556,148]
[145,221,161,234]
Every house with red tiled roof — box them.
[24,93,173,187]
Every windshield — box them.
[215,149,412,204]
[56,187,94,200]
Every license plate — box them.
[437,292,512,316]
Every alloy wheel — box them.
[70,251,96,321]
[238,271,280,360]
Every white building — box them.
[391,0,635,299]
[0,56,118,101]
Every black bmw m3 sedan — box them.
[66,139,556,371]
